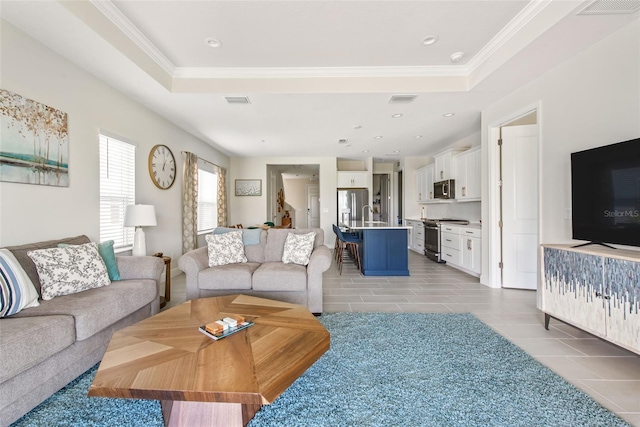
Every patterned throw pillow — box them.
[0,248,40,317]
[205,231,247,267]
[282,232,317,266]
[58,240,120,281]
[27,242,111,300]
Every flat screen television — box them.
[571,137,640,248]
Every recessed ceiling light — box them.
[362,150,370,153]
[450,52,464,63]
[443,112,455,117]
[415,135,423,139]
[393,150,400,153]
[374,135,383,139]
[353,125,362,129]
[422,35,439,46]
[391,113,403,118]
[204,37,222,48]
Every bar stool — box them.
[334,225,362,275]
[332,224,357,262]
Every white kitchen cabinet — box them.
[416,164,435,203]
[460,227,481,274]
[424,164,435,202]
[441,224,481,276]
[405,220,416,250]
[434,148,467,181]
[440,225,461,265]
[414,221,425,253]
[337,171,369,188]
[454,146,481,201]
[405,220,424,253]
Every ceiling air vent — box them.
[338,139,348,144]
[388,94,417,104]
[224,96,251,104]
[577,0,640,15]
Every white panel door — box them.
[308,185,320,228]
[501,125,538,290]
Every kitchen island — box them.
[342,221,411,276]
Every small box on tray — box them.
[200,314,252,341]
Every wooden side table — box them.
[155,255,171,308]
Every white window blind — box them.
[99,135,135,249]
[198,168,218,232]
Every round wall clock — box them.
[148,144,176,189]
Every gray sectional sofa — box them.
[0,235,164,427]
[178,228,331,314]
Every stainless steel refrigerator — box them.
[337,189,369,225]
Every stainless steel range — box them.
[422,218,470,263]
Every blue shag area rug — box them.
[12,313,630,427]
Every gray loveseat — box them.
[0,235,164,427]
[178,228,331,314]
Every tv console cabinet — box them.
[540,244,639,355]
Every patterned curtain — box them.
[214,165,227,227]
[182,152,199,254]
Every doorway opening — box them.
[372,173,391,222]
[267,164,320,228]
[397,170,403,224]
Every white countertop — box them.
[405,219,482,229]
[342,221,411,230]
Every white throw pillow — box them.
[282,232,316,266]
[0,248,40,317]
[206,231,247,267]
[27,242,111,300]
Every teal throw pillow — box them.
[58,240,120,281]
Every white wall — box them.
[480,19,640,284]
[230,157,337,245]
[0,21,229,269]
[283,178,312,228]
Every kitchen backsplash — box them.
[424,202,481,222]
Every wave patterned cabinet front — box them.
[540,244,639,355]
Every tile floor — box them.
[166,250,640,426]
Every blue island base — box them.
[359,228,410,276]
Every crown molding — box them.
[91,0,551,83]
[466,0,552,71]
[172,65,469,79]
[90,0,176,76]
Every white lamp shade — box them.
[124,204,157,227]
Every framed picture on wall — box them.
[235,179,262,196]
[0,89,69,187]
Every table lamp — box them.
[124,204,157,256]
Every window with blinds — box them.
[99,135,135,250]
[198,168,218,232]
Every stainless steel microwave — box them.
[434,179,455,199]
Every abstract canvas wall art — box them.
[0,89,69,186]
[235,179,261,196]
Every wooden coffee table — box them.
[88,295,330,426]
